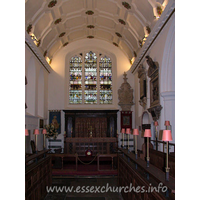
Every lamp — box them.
[126,128,131,152]
[162,130,172,181]
[42,129,47,149]
[34,129,40,152]
[165,121,170,129]
[133,129,139,159]
[144,129,151,167]
[25,129,29,136]
[121,128,125,149]
[154,121,159,150]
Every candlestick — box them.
[34,129,40,152]
[162,130,172,181]
[128,134,129,150]
[135,135,137,157]
[123,133,124,148]
[126,128,131,152]
[144,129,151,167]
[121,128,125,148]
[133,129,139,159]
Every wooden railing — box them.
[151,139,175,153]
[64,137,118,155]
[118,148,175,200]
[25,150,52,200]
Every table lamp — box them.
[126,128,131,152]
[144,129,151,167]
[121,128,125,149]
[133,129,139,159]
[42,129,47,149]
[34,129,40,152]
[162,130,172,181]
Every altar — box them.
[63,110,118,155]
[51,110,119,175]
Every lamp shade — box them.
[126,128,131,134]
[162,130,172,141]
[144,129,152,137]
[154,121,159,126]
[165,121,170,126]
[34,129,40,135]
[133,129,139,135]
[42,129,47,134]
[121,128,125,134]
[25,129,29,136]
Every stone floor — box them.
[44,176,123,200]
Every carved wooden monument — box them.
[145,56,162,121]
[137,64,147,109]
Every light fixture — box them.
[42,129,47,150]
[126,128,131,152]
[144,129,152,167]
[121,128,125,148]
[133,129,139,159]
[162,130,172,181]
[25,129,29,136]
[34,129,40,152]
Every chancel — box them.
[25,0,175,199]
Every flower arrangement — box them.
[45,124,58,139]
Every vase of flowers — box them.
[45,124,58,139]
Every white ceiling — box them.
[25,0,168,61]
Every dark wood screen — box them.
[64,110,118,138]
[75,117,107,137]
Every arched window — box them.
[99,56,112,104]
[69,51,113,105]
[84,51,97,104]
[69,56,82,104]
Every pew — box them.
[118,148,175,200]
[25,150,52,200]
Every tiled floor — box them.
[44,176,123,200]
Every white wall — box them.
[49,39,135,148]
[127,13,175,151]
[25,44,49,153]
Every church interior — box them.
[24,0,177,199]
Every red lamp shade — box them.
[42,129,47,134]
[154,121,159,126]
[144,129,152,137]
[34,129,40,135]
[133,129,139,135]
[121,128,125,134]
[25,129,29,136]
[162,130,172,141]
[165,121,170,126]
[126,128,131,134]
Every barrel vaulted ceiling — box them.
[25,0,169,63]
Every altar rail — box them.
[25,150,52,200]
[64,137,118,155]
[151,139,175,153]
[118,149,175,200]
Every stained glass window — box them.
[69,52,113,105]
[84,51,97,104]
[69,56,82,104]
[99,56,112,104]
